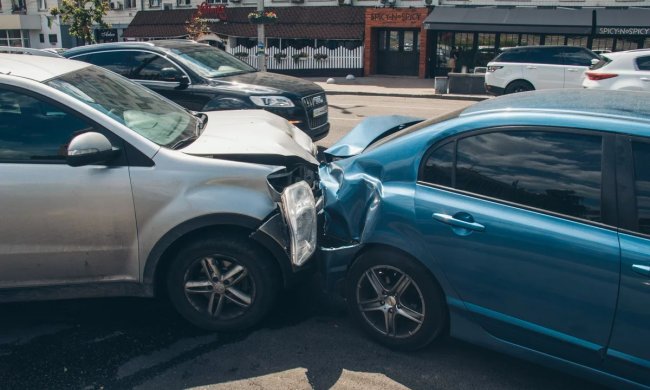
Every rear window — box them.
[636,56,650,71]
[590,56,612,70]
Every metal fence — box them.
[228,45,364,71]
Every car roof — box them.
[0,53,89,82]
[461,89,650,125]
[64,39,207,56]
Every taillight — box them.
[585,72,618,81]
[487,66,503,73]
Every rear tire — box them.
[346,248,447,350]
[166,234,279,331]
[505,80,534,94]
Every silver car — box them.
[0,54,319,330]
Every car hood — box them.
[324,115,423,158]
[180,109,318,166]
[216,71,324,96]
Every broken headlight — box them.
[281,181,317,267]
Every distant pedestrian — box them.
[448,47,459,73]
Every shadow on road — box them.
[0,276,604,390]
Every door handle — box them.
[632,264,650,277]
[433,213,485,232]
[567,68,580,72]
[640,77,650,82]
[526,66,537,69]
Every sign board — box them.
[369,11,422,24]
[95,28,118,43]
[597,27,650,35]
[198,2,227,23]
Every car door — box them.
[0,85,139,288]
[635,55,650,92]
[562,47,598,89]
[415,128,620,369]
[603,136,650,386]
[522,47,564,90]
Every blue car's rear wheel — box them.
[346,249,447,350]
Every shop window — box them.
[388,31,399,51]
[645,38,650,49]
[284,39,312,50]
[615,38,641,51]
[519,34,541,46]
[544,35,565,46]
[591,38,614,52]
[267,38,280,49]
[500,34,519,48]
[403,31,415,52]
[477,33,497,67]
[235,38,256,49]
[566,36,588,48]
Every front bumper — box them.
[318,239,363,296]
[484,83,505,96]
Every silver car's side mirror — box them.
[66,132,118,167]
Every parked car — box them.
[485,45,599,95]
[0,54,320,331]
[63,40,329,140]
[0,46,62,57]
[319,89,650,389]
[583,49,650,92]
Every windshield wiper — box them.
[171,135,199,150]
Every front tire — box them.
[346,249,447,350]
[505,80,534,94]
[166,235,279,331]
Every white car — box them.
[583,49,650,92]
[485,46,599,95]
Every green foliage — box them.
[313,53,328,61]
[186,9,211,40]
[50,0,109,44]
[291,52,308,62]
[273,52,287,62]
[234,51,249,58]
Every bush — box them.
[291,52,308,62]
[313,53,328,61]
[234,51,249,58]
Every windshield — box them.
[170,46,256,78]
[46,66,198,148]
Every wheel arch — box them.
[505,79,535,93]
[143,213,291,297]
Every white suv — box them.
[583,49,650,92]
[485,46,599,95]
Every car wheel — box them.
[346,249,447,350]
[505,80,534,94]
[166,235,279,331]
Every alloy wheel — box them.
[356,265,425,338]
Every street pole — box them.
[256,0,266,72]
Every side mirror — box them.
[177,74,190,89]
[67,132,118,167]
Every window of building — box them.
[38,0,47,9]
[49,34,58,44]
[632,141,650,235]
[0,89,92,162]
[566,36,588,47]
[544,35,565,46]
[39,34,45,43]
[207,0,227,3]
[124,0,137,8]
[149,0,161,7]
[519,34,541,46]
[0,30,29,47]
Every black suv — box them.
[64,40,329,140]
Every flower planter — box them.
[249,16,277,24]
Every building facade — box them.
[0,0,63,49]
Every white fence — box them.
[228,45,364,71]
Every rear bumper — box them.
[485,83,505,96]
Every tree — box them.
[50,0,109,45]
[186,9,211,41]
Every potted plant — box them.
[273,52,287,62]
[234,51,249,59]
[248,10,278,24]
[313,53,328,61]
[291,52,308,63]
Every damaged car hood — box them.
[180,109,318,165]
[324,115,422,158]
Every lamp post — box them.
[256,0,266,71]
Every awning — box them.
[595,8,650,36]
[424,6,594,35]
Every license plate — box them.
[313,106,328,117]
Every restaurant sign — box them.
[369,11,422,24]
[598,27,650,35]
[198,2,227,23]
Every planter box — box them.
[249,16,277,24]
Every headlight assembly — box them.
[250,96,295,108]
[281,181,317,267]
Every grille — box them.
[301,92,329,130]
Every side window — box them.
[635,56,650,71]
[0,88,92,162]
[530,48,564,65]
[632,141,650,234]
[131,53,183,81]
[494,48,525,63]
[563,47,598,67]
[72,51,139,78]
[455,131,603,222]
[421,141,454,187]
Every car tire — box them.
[346,248,447,350]
[505,80,534,94]
[166,234,279,331]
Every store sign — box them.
[369,12,422,24]
[198,2,227,22]
[598,27,650,35]
[95,28,118,42]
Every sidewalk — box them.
[304,76,490,102]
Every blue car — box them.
[319,90,650,389]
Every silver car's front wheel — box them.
[347,249,448,350]
[166,235,279,331]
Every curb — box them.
[323,90,490,102]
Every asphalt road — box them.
[0,95,605,390]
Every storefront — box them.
[363,7,430,78]
[423,6,650,77]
